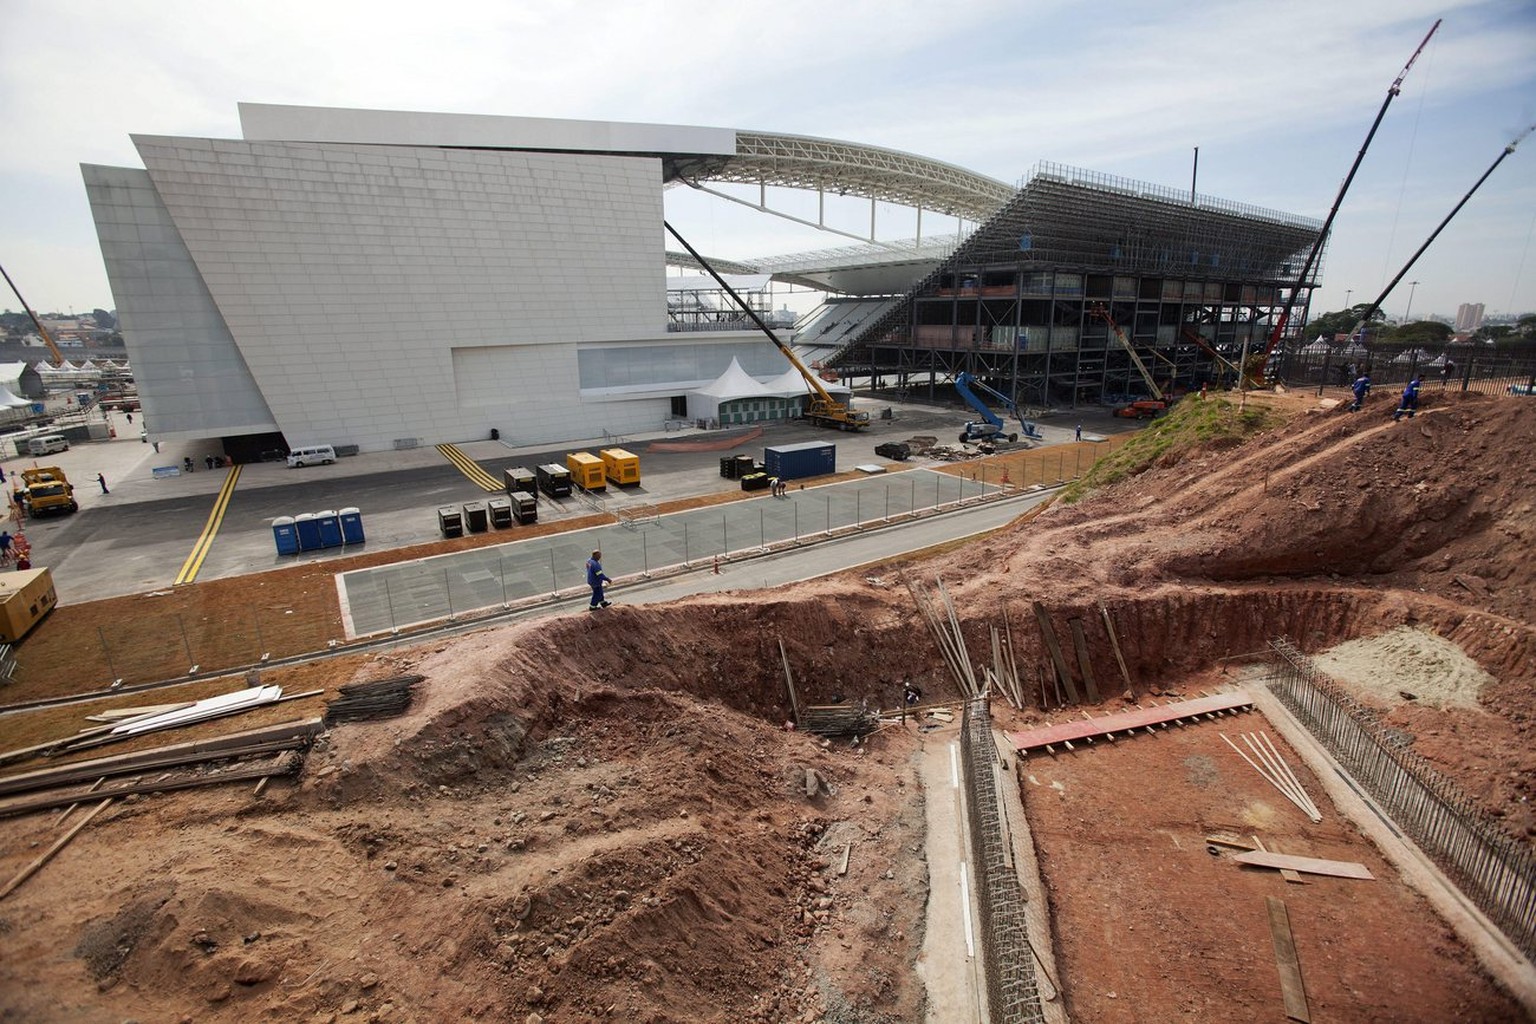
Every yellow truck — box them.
[21,467,78,517]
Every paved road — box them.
[8,400,1122,605]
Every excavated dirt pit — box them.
[1,390,1534,1023]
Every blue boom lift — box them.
[955,372,1042,444]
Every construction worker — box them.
[1392,376,1422,421]
[585,549,612,610]
[1348,373,1371,412]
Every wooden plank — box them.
[1068,618,1100,703]
[1232,851,1374,880]
[838,842,852,876]
[1266,896,1311,1022]
[779,638,802,726]
[1254,836,1305,885]
[1099,602,1136,696]
[1006,692,1253,753]
[1032,602,1079,704]
[0,798,114,900]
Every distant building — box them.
[1455,303,1485,332]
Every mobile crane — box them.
[955,372,1042,444]
[663,222,870,432]
[0,263,66,367]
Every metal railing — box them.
[961,695,1046,1022]
[1266,638,1536,962]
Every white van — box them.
[286,445,337,468]
[27,435,70,456]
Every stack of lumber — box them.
[0,717,322,818]
[323,674,424,726]
[797,703,879,737]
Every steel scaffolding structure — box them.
[828,163,1325,410]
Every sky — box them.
[2,0,1534,324]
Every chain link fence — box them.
[961,695,1046,1023]
[1266,638,1536,963]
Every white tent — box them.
[686,357,786,426]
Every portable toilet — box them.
[536,463,572,498]
[504,466,536,494]
[437,506,464,538]
[294,512,324,551]
[272,515,299,555]
[486,495,513,528]
[566,451,606,491]
[315,510,344,548]
[600,447,640,486]
[339,507,365,545]
[510,490,538,524]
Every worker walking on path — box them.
[96,473,109,494]
[586,549,612,610]
[1392,377,1422,421]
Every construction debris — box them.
[322,674,423,726]
[906,576,981,699]
[1266,897,1311,1023]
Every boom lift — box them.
[955,372,1041,444]
[663,222,870,432]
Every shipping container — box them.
[566,451,606,491]
[0,568,56,642]
[536,463,572,498]
[764,441,836,481]
[599,447,641,486]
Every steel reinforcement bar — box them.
[1266,638,1536,963]
[961,695,1046,1022]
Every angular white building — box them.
[80,104,805,456]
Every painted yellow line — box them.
[173,465,242,586]
[435,443,501,492]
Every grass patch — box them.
[1060,397,1282,503]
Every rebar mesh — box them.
[1266,638,1536,963]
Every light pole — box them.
[1344,288,1353,310]
[1404,280,1420,322]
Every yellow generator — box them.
[565,451,606,491]
[600,447,640,486]
[0,567,57,642]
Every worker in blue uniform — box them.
[1348,373,1371,412]
[586,549,612,610]
[1391,377,1422,421]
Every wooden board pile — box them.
[322,674,424,726]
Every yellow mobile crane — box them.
[664,222,870,431]
[1089,305,1166,418]
[0,263,67,367]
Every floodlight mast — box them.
[1256,18,1441,375]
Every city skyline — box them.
[3,0,1534,322]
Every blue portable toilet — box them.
[315,509,343,549]
[339,506,365,545]
[294,512,323,552]
[272,516,299,556]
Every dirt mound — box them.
[4,389,1534,1022]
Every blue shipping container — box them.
[764,441,835,481]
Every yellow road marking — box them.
[435,443,501,491]
[173,465,242,586]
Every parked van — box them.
[27,435,69,456]
[286,445,336,468]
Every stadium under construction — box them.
[793,163,1324,411]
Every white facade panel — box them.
[80,164,278,440]
[237,103,737,158]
